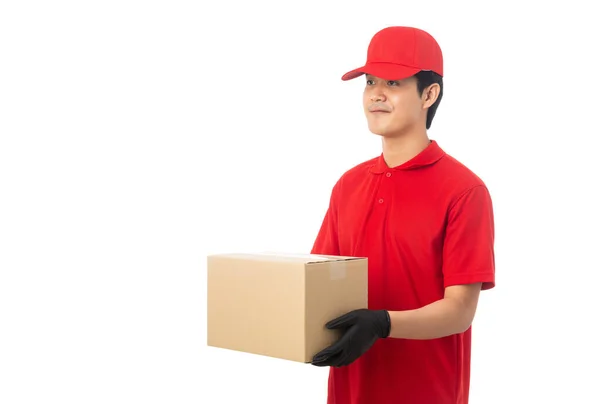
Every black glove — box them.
[311,309,391,367]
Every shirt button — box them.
[378,198,384,204]
[386,172,391,177]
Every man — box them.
[310,26,496,404]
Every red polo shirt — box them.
[311,140,495,404]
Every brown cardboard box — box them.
[206,252,368,363]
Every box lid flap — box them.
[208,252,365,264]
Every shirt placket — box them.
[367,170,394,309]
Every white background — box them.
[1,1,599,403]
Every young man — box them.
[310,27,496,404]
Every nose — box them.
[370,93,386,103]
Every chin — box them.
[368,125,391,137]
[368,123,413,138]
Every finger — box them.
[337,336,376,367]
[325,311,357,329]
[312,340,343,363]
[312,344,342,366]
[312,328,354,364]
[313,350,344,367]
[311,354,334,366]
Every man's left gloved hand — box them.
[311,308,391,367]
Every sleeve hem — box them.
[444,272,495,290]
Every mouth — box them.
[368,104,391,113]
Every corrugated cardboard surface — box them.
[206,253,368,363]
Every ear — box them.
[422,83,440,109]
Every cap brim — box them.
[341,63,422,81]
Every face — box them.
[362,74,438,138]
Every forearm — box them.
[388,296,475,340]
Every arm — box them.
[390,185,495,339]
[312,185,495,367]
[312,283,483,367]
[388,283,482,340]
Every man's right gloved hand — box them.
[311,308,391,367]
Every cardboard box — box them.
[206,252,368,363]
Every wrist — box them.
[376,309,391,338]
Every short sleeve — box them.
[442,185,496,290]
[311,179,341,256]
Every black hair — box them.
[414,71,443,129]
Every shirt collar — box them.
[369,139,446,174]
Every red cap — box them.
[341,26,443,81]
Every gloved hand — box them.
[311,309,391,367]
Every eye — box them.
[366,79,375,85]
[387,81,400,86]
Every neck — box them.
[381,132,431,168]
